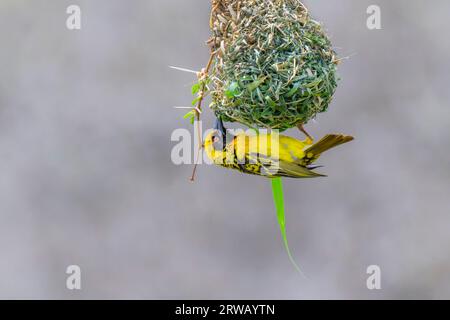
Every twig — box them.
[189,2,221,182]
[190,51,217,182]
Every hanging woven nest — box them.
[209,0,338,131]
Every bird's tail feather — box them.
[305,134,354,159]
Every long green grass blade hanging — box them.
[271,177,305,276]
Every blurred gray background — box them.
[0,0,449,299]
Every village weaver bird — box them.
[204,120,354,178]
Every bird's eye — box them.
[211,134,224,151]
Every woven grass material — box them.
[209,0,338,131]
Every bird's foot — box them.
[297,123,313,144]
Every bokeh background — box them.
[1,0,450,299]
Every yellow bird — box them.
[204,127,354,178]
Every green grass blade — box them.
[271,177,305,276]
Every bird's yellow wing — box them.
[246,152,325,178]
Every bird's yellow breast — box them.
[233,133,312,163]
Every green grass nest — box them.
[209,0,338,131]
